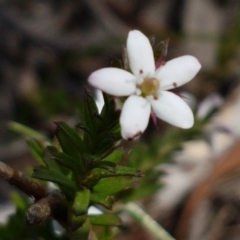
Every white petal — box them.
[88,68,136,96]
[196,93,223,119]
[127,30,155,78]
[94,90,104,113]
[120,95,151,140]
[151,91,194,128]
[155,55,201,90]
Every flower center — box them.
[140,78,160,97]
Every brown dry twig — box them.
[26,190,68,227]
[0,161,67,226]
[0,161,46,199]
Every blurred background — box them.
[1,0,240,239]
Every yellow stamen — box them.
[141,78,160,97]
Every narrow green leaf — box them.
[72,189,90,216]
[71,218,90,239]
[68,212,87,231]
[103,148,131,164]
[91,161,116,171]
[83,89,100,134]
[55,122,85,171]
[94,131,121,157]
[76,122,93,138]
[88,166,143,187]
[82,90,121,157]
[55,122,85,154]
[8,121,47,140]
[26,138,44,164]
[100,93,116,119]
[82,153,96,167]
[108,166,143,177]
[89,214,122,226]
[93,176,137,195]
[90,193,114,209]
[43,146,60,170]
[53,152,80,172]
[82,89,101,153]
[32,168,77,192]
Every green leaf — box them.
[89,214,122,226]
[70,217,90,239]
[91,161,117,171]
[55,122,85,171]
[103,148,130,164]
[32,167,77,192]
[114,166,143,177]
[68,213,87,231]
[76,122,92,137]
[83,89,100,134]
[94,131,121,157]
[72,189,90,216]
[82,89,101,153]
[82,90,121,157]
[90,193,114,209]
[26,138,44,164]
[8,121,47,140]
[82,153,96,167]
[53,152,80,172]
[93,176,138,195]
[88,166,143,187]
[100,93,117,120]
[42,146,60,171]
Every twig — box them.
[0,161,68,227]
[0,161,46,199]
[26,190,68,227]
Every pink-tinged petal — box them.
[88,67,136,96]
[151,91,194,128]
[120,95,151,140]
[155,55,201,90]
[127,30,155,78]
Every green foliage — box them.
[120,118,206,202]
[25,89,142,236]
[5,87,207,239]
[8,121,50,165]
[72,190,91,216]
[8,122,48,141]
[81,89,121,158]
[93,176,137,196]
[89,214,122,226]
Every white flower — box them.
[88,30,201,140]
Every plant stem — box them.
[0,161,47,199]
[122,202,176,240]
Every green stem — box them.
[122,202,175,240]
